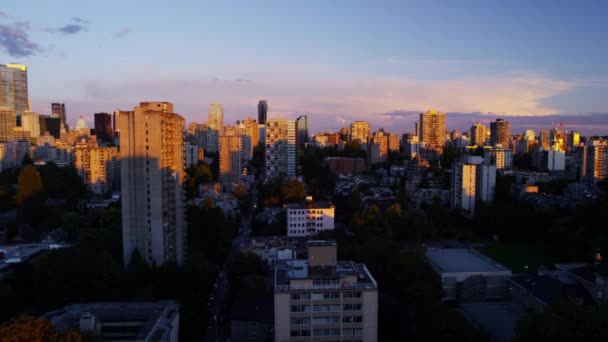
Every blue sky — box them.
[1,0,608,134]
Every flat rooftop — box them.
[42,301,178,341]
[427,248,510,274]
[0,243,68,272]
[286,201,334,209]
[275,259,377,291]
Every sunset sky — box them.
[2,1,608,134]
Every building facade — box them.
[470,122,487,147]
[490,118,511,148]
[296,115,309,146]
[266,118,296,179]
[0,64,28,117]
[119,102,186,266]
[51,103,66,128]
[419,110,446,153]
[350,121,371,144]
[75,145,120,194]
[219,134,242,182]
[0,108,15,142]
[286,200,335,237]
[94,112,113,144]
[258,99,268,125]
[208,102,224,133]
[274,241,378,342]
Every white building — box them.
[452,163,477,214]
[484,145,513,169]
[286,199,335,237]
[547,148,566,171]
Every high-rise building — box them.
[452,163,477,214]
[539,130,551,150]
[94,112,113,144]
[258,100,268,125]
[75,145,120,194]
[339,127,349,142]
[208,103,224,133]
[388,133,400,152]
[0,64,28,117]
[350,121,371,143]
[219,135,242,182]
[419,110,446,153]
[51,103,66,129]
[265,118,296,179]
[20,111,40,139]
[274,241,378,342]
[490,118,510,148]
[296,115,308,146]
[567,131,581,150]
[236,117,259,160]
[0,108,15,142]
[484,145,513,170]
[370,130,388,164]
[119,102,186,267]
[470,123,487,147]
[582,140,607,181]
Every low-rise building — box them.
[42,301,179,342]
[286,198,335,237]
[426,248,512,302]
[274,241,378,342]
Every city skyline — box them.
[1,2,608,135]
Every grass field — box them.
[478,243,563,273]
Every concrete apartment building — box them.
[42,301,179,342]
[219,134,242,182]
[490,118,511,148]
[119,102,186,266]
[266,118,296,179]
[274,241,378,342]
[349,121,371,144]
[427,248,512,302]
[286,198,335,237]
[451,158,497,214]
[419,110,446,154]
[75,145,120,194]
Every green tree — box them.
[16,165,44,205]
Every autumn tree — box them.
[0,316,82,342]
[16,165,44,205]
[281,178,306,203]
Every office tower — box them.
[258,99,268,124]
[0,108,15,142]
[208,103,224,133]
[0,64,28,117]
[274,241,378,342]
[388,133,400,152]
[350,121,371,143]
[415,121,421,138]
[582,140,607,181]
[524,130,535,141]
[296,115,308,146]
[219,135,242,182]
[470,123,487,147]
[39,116,61,139]
[94,112,113,144]
[265,118,296,179]
[539,130,551,150]
[119,102,186,266]
[51,103,66,128]
[490,118,510,148]
[567,131,581,150]
[20,111,40,139]
[419,110,446,153]
[75,146,120,194]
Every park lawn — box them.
[478,243,563,273]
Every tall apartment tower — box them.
[119,102,186,267]
[296,115,308,146]
[490,118,511,148]
[274,241,378,342]
[452,163,477,214]
[350,121,371,143]
[419,110,446,153]
[0,64,28,117]
[75,145,120,194]
[258,100,268,125]
[582,140,607,181]
[470,122,487,147]
[94,112,113,144]
[236,117,259,160]
[208,103,224,134]
[266,118,296,179]
[219,134,242,182]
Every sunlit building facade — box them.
[419,110,446,153]
[0,64,28,117]
[266,118,296,179]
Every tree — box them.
[281,179,306,203]
[16,165,44,205]
[0,316,82,342]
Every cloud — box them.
[46,17,88,35]
[0,11,8,18]
[0,21,40,57]
[114,27,133,38]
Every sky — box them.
[1,0,608,135]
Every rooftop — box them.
[427,248,511,274]
[275,259,377,291]
[0,243,68,273]
[41,301,178,341]
[286,201,334,209]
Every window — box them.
[343,292,362,299]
